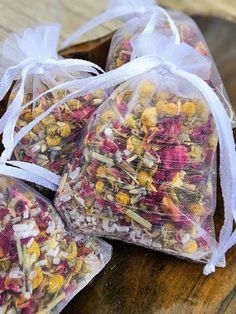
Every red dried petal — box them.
[101,139,118,154]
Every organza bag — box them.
[54,38,236,274]
[0,174,111,313]
[106,8,217,70]
[0,24,107,176]
[106,12,179,71]
[63,0,235,125]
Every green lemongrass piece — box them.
[125,209,152,230]
[91,152,114,166]
[58,173,68,194]
[16,237,23,265]
[47,292,66,310]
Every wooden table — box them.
[0,1,236,313]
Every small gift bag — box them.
[0,172,111,313]
[63,0,235,125]
[0,24,107,176]
[54,36,236,274]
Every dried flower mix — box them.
[55,75,222,265]
[105,11,235,123]
[0,176,111,313]
[106,11,213,72]
[10,87,106,175]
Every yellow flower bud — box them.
[101,110,115,122]
[209,134,217,147]
[139,81,155,97]
[189,145,203,162]
[125,114,137,128]
[66,241,78,261]
[27,241,40,259]
[183,239,198,254]
[0,260,10,271]
[182,101,196,116]
[67,99,81,110]
[96,166,107,176]
[127,136,143,155]
[140,107,157,128]
[137,171,152,186]
[163,103,178,115]
[31,267,43,289]
[32,122,44,134]
[47,274,64,294]
[46,135,61,147]
[41,115,56,127]
[116,58,124,67]
[33,105,44,117]
[95,180,104,193]
[116,192,129,206]
[189,203,204,216]
[22,133,31,141]
[58,122,71,138]
[46,124,58,136]
[164,223,175,231]
[22,110,33,122]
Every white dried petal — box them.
[143,157,154,168]
[13,219,39,239]
[181,233,190,244]
[116,225,130,233]
[36,260,47,266]
[24,292,31,300]
[53,257,60,265]
[115,151,122,163]
[104,127,113,139]
[59,193,71,202]
[124,149,131,156]
[9,268,23,279]
[69,167,81,180]
[102,219,117,232]
[26,237,34,248]
[23,207,29,219]
[46,247,60,257]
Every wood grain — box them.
[0,0,235,43]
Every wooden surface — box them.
[0,0,236,44]
[0,1,236,314]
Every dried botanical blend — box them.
[62,0,234,124]
[0,24,106,177]
[106,11,209,70]
[106,11,235,122]
[106,14,176,71]
[0,176,111,313]
[12,88,106,175]
[55,73,221,265]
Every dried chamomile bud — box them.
[12,87,107,176]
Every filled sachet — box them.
[0,24,107,176]
[62,0,235,124]
[0,175,111,313]
[54,37,236,274]
[55,72,220,264]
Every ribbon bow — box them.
[0,24,103,163]
[62,0,180,48]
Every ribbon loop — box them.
[62,0,179,48]
[0,161,59,191]
[0,24,105,165]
